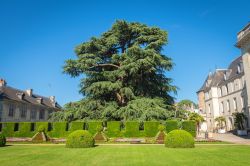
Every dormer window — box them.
[36,97,43,104]
[224,73,227,80]
[237,63,243,74]
[16,92,24,100]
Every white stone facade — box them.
[198,23,250,132]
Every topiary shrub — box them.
[1,122,15,137]
[124,121,140,137]
[182,121,196,137]
[0,134,6,147]
[156,124,166,144]
[166,120,178,133]
[70,121,84,131]
[106,121,121,137]
[144,121,160,137]
[37,125,46,133]
[49,122,69,138]
[66,130,95,148]
[14,122,34,137]
[36,122,48,133]
[87,121,103,135]
[165,130,194,148]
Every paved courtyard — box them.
[213,133,250,145]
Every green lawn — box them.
[0,145,250,166]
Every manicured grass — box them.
[0,145,250,166]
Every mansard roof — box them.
[197,55,243,93]
[0,85,61,110]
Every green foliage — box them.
[106,121,121,137]
[0,133,6,147]
[55,20,176,122]
[87,121,103,135]
[50,122,69,138]
[144,121,160,137]
[14,122,34,137]
[189,112,205,127]
[70,121,84,131]
[116,98,174,121]
[165,120,178,133]
[66,130,95,148]
[36,122,48,132]
[215,116,226,129]
[165,130,194,148]
[233,112,247,130]
[2,122,15,137]
[158,124,165,132]
[124,121,140,137]
[182,121,196,137]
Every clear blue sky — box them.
[0,0,249,106]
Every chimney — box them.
[49,96,56,107]
[36,97,43,104]
[26,89,33,97]
[0,79,7,87]
[16,92,24,100]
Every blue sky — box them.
[0,0,249,106]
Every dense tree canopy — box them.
[50,20,177,122]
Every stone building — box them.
[0,79,61,122]
[197,23,250,132]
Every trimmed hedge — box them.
[87,121,103,135]
[66,130,95,148]
[166,120,178,133]
[70,121,84,131]
[15,122,34,137]
[182,120,196,137]
[2,122,15,137]
[165,130,194,148]
[35,122,49,133]
[0,133,6,147]
[124,121,140,137]
[106,121,121,137]
[144,121,160,137]
[49,122,69,138]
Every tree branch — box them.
[90,63,120,69]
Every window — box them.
[8,104,15,117]
[208,104,211,114]
[218,88,222,97]
[220,102,224,113]
[226,100,230,112]
[30,109,37,120]
[39,110,45,120]
[238,79,242,89]
[0,102,3,121]
[231,82,234,92]
[20,105,27,118]
[241,97,244,108]
[233,98,237,111]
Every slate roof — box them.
[197,55,243,93]
[0,85,61,110]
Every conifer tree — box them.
[50,20,177,121]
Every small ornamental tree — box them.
[233,113,247,130]
[215,116,226,130]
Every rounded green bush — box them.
[0,134,6,147]
[165,130,194,148]
[66,130,95,148]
